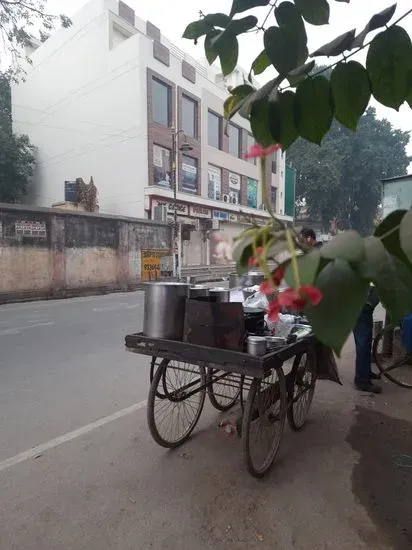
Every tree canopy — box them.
[289,107,410,235]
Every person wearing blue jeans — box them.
[353,286,382,393]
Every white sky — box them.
[46,0,412,156]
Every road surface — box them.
[0,293,411,549]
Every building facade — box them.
[12,0,293,266]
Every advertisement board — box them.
[141,249,172,281]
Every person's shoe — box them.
[371,372,381,380]
[355,381,382,394]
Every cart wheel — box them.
[242,368,287,478]
[207,367,241,411]
[149,356,167,399]
[147,359,206,448]
[287,351,317,431]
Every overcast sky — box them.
[47,0,412,155]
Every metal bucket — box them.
[190,285,210,298]
[143,282,189,340]
[229,272,242,289]
[209,287,230,302]
[243,270,265,287]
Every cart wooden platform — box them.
[125,332,318,478]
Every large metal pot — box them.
[209,287,230,302]
[190,285,210,298]
[228,272,242,289]
[143,282,189,340]
[242,270,265,287]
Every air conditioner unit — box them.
[231,196,238,204]
[223,194,229,203]
[200,219,213,231]
[153,204,168,221]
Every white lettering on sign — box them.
[152,199,189,216]
[189,205,211,218]
[15,220,47,238]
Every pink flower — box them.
[259,266,285,295]
[278,286,323,311]
[248,246,264,267]
[267,299,281,321]
[244,143,281,159]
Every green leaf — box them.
[287,60,315,86]
[399,209,412,264]
[223,84,255,119]
[203,13,231,28]
[250,99,274,146]
[228,15,258,35]
[306,259,369,354]
[285,249,321,287]
[330,61,371,130]
[182,19,210,40]
[249,50,271,81]
[321,230,366,264]
[352,4,397,49]
[294,0,330,26]
[311,29,355,57]
[213,31,239,75]
[230,0,271,17]
[360,236,412,322]
[232,235,254,274]
[269,90,299,149]
[204,29,220,64]
[275,1,307,51]
[264,26,308,76]
[366,26,412,110]
[374,209,412,271]
[239,77,280,118]
[294,76,334,144]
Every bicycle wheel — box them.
[287,351,317,431]
[242,368,287,478]
[147,359,206,448]
[373,325,412,389]
[207,367,241,411]
[149,356,167,399]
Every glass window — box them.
[208,165,222,200]
[247,133,256,164]
[271,186,277,210]
[152,78,171,126]
[208,110,221,149]
[182,155,198,194]
[153,144,171,187]
[228,123,241,158]
[247,178,258,208]
[181,95,197,138]
[229,172,241,204]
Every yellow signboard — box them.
[141,249,172,281]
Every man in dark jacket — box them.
[300,227,322,248]
[353,286,381,393]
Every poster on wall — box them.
[247,178,257,208]
[153,145,171,188]
[182,156,198,194]
[141,248,172,281]
[208,165,221,200]
[228,172,241,204]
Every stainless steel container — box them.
[189,285,210,298]
[265,336,287,351]
[229,272,242,289]
[243,270,265,287]
[143,282,189,340]
[209,287,230,302]
[247,336,267,356]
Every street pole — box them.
[171,128,178,279]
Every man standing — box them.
[353,286,381,393]
[300,227,322,248]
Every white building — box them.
[12,0,294,266]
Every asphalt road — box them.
[0,293,411,549]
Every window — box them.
[153,144,171,187]
[229,172,241,204]
[182,155,198,194]
[152,77,171,126]
[247,178,258,208]
[272,151,277,173]
[228,123,241,158]
[208,165,222,200]
[208,110,221,149]
[181,95,197,138]
[247,133,256,164]
[271,186,277,210]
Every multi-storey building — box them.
[12,0,295,266]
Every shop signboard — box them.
[151,199,189,216]
[212,210,229,222]
[141,248,172,281]
[190,205,211,218]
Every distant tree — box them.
[0,74,35,202]
[0,0,71,75]
[287,107,411,235]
